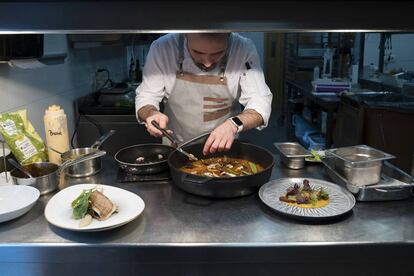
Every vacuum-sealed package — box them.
[0,109,48,165]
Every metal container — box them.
[274,142,312,169]
[326,145,395,186]
[322,156,414,201]
[61,147,102,177]
[10,162,59,195]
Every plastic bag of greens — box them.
[0,109,48,165]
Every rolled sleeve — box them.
[238,45,273,130]
[135,41,167,123]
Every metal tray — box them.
[322,157,414,201]
[274,142,312,170]
[325,145,395,186]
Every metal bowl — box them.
[10,162,59,195]
[61,147,102,177]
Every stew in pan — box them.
[180,155,264,177]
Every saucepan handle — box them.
[91,130,116,149]
[58,150,106,174]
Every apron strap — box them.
[219,34,231,82]
[178,34,185,75]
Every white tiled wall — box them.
[0,34,127,144]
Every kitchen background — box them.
[0,32,264,143]
[1,32,413,172]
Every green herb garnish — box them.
[71,188,94,220]
[248,162,257,174]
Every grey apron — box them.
[163,35,240,143]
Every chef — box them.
[136,32,272,155]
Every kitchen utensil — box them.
[10,150,106,195]
[326,145,395,186]
[47,146,63,155]
[60,130,114,177]
[0,139,11,176]
[44,184,145,232]
[8,159,34,178]
[115,144,175,175]
[168,141,274,198]
[322,156,414,201]
[0,185,40,223]
[59,150,107,174]
[151,121,198,161]
[259,177,355,221]
[274,142,312,169]
[90,129,116,149]
[10,162,59,195]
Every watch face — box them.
[232,117,243,127]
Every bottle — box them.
[43,105,70,165]
[313,65,320,81]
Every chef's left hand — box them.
[203,120,238,155]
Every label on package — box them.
[15,137,38,160]
[0,119,18,136]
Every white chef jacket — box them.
[135,33,273,129]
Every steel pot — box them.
[10,150,106,195]
[61,147,103,177]
[10,162,59,195]
[168,141,275,198]
[59,130,115,177]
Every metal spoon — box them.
[8,159,34,178]
[47,145,63,155]
[151,121,198,161]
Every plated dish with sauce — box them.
[259,178,355,220]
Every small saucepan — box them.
[10,150,106,195]
[58,130,115,177]
[114,131,211,175]
[115,144,175,175]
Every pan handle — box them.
[58,150,106,174]
[91,130,116,149]
[182,174,213,185]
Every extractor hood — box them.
[0,1,413,33]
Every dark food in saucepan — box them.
[279,179,329,207]
[180,155,264,177]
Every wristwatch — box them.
[228,116,243,133]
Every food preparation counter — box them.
[1,156,413,275]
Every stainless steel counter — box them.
[1,156,413,276]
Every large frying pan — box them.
[115,144,175,175]
[168,141,275,198]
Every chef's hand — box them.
[145,112,172,137]
[203,120,238,155]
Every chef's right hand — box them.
[145,112,172,137]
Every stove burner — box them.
[117,168,171,183]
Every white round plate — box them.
[259,178,355,220]
[45,184,145,232]
[0,185,40,223]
